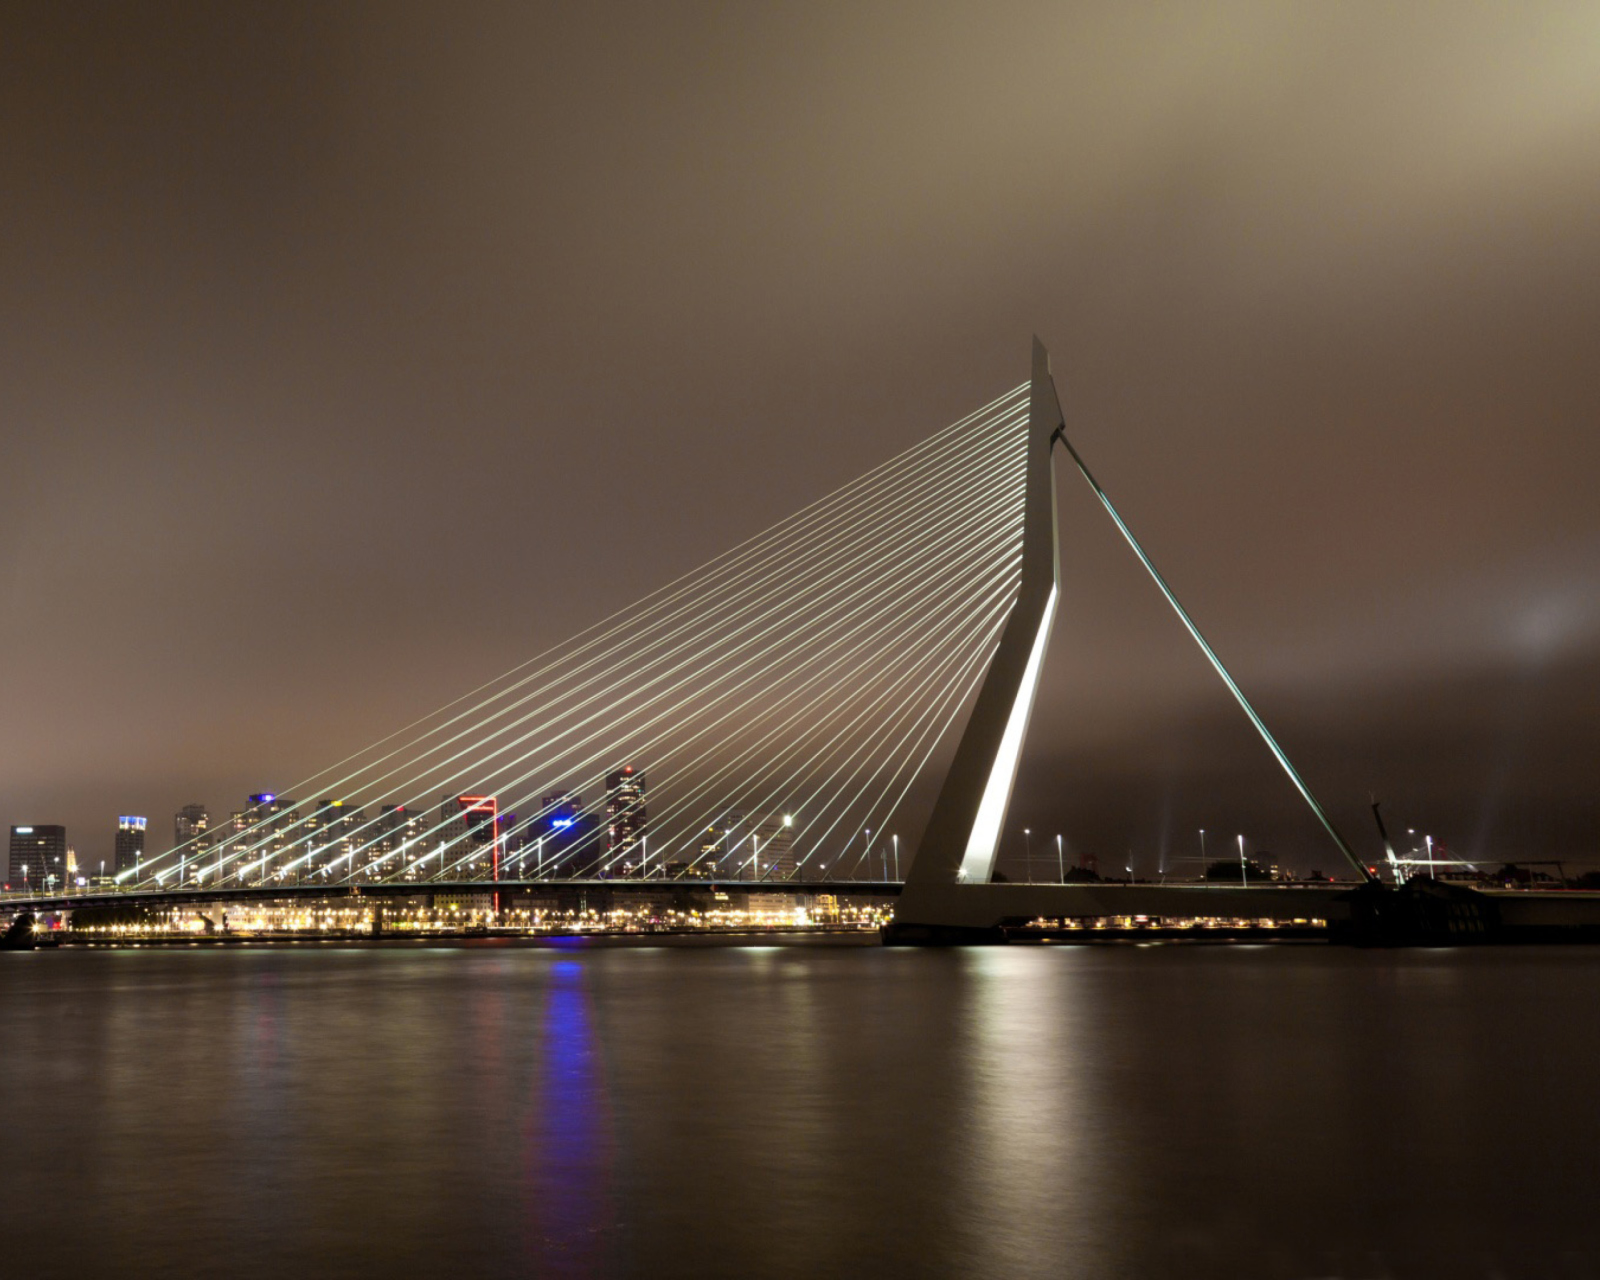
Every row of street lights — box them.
[1013,825,1258,883]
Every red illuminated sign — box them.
[456,795,500,885]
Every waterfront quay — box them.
[12,880,899,944]
[6,879,1338,947]
[9,877,1338,945]
[14,877,1600,948]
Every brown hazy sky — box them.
[4,2,1599,875]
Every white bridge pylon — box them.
[900,338,1062,893]
[891,337,1376,942]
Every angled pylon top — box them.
[901,339,1063,889]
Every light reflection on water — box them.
[524,959,618,1273]
[1,942,1597,1279]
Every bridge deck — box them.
[12,882,1600,940]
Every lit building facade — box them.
[114,816,148,876]
[372,804,429,875]
[605,767,647,867]
[534,791,594,875]
[8,825,66,891]
[752,813,796,880]
[174,803,209,848]
[301,800,365,878]
[439,795,499,879]
[172,803,212,876]
[231,793,298,882]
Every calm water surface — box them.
[2,941,1597,1279]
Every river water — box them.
[1,940,1596,1279]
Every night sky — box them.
[5,3,1599,875]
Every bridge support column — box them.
[888,339,1062,944]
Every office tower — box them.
[605,767,647,867]
[699,811,743,874]
[174,803,209,848]
[371,806,429,878]
[372,804,413,869]
[172,803,213,877]
[330,805,365,876]
[8,825,66,890]
[535,791,592,875]
[436,795,498,878]
[231,793,297,882]
[752,813,796,880]
[453,795,500,879]
[303,799,363,877]
[698,822,726,865]
[114,816,148,877]
[436,796,467,874]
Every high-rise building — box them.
[435,795,500,878]
[699,811,743,874]
[372,804,427,874]
[231,793,297,882]
[541,791,581,827]
[698,821,727,865]
[174,803,209,847]
[458,796,500,879]
[114,816,148,877]
[8,825,66,891]
[172,803,212,877]
[328,804,365,877]
[605,767,647,868]
[371,804,403,858]
[302,799,364,878]
[533,790,594,875]
[752,813,796,880]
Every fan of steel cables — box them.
[127,385,1029,889]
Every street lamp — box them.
[1023,828,1032,883]
[891,834,899,881]
[1238,834,1248,887]
[1056,834,1065,883]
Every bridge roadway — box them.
[8,880,1600,941]
[0,878,905,917]
[0,879,1364,919]
[0,878,1436,921]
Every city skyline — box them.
[8,768,847,890]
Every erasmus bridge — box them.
[9,341,1598,944]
